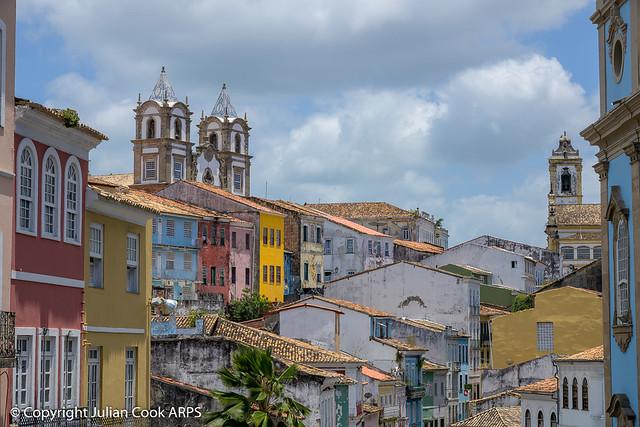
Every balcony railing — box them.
[0,311,15,368]
[382,405,400,419]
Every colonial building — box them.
[580,1,640,424]
[516,378,558,427]
[132,67,193,185]
[13,99,106,411]
[194,84,251,196]
[545,133,602,276]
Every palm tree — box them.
[203,347,311,427]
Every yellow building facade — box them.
[259,212,285,302]
[83,183,154,410]
[491,286,602,369]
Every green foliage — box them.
[512,294,534,312]
[60,108,80,128]
[187,309,207,327]
[227,290,271,322]
[203,347,310,427]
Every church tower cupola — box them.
[194,83,252,196]
[132,67,193,185]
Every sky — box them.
[16,0,601,247]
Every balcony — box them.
[383,405,400,419]
[0,311,15,368]
[406,385,426,400]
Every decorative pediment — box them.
[607,394,636,427]
[613,324,633,352]
[607,186,629,221]
[607,5,628,63]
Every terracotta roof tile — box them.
[307,202,416,219]
[152,375,211,396]
[250,198,324,218]
[373,337,426,352]
[514,377,558,394]
[301,206,390,237]
[557,345,604,362]
[422,360,447,371]
[181,181,281,215]
[480,304,511,317]
[452,407,520,427]
[394,239,443,254]
[300,296,394,317]
[361,404,383,414]
[395,318,447,333]
[555,204,600,226]
[361,365,396,382]
[91,173,134,187]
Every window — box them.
[38,337,55,409]
[211,226,217,245]
[316,267,321,283]
[577,246,591,260]
[304,263,309,281]
[593,246,602,259]
[561,246,574,260]
[245,268,250,286]
[14,336,32,408]
[17,143,37,234]
[324,271,333,282]
[384,242,390,257]
[65,162,81,243]
[220,228,225,246]
[561,168,572,193]
[263,228,268,245]
[562,377,569,408]
[144,159,156,180]
[166,252,175,270]
[202,265,207,285]
[42,153,60,238]
[402,227,410,240]
[147,118,155,138]
[524,410,531,427]
[511,260,517,268]
[536,322,553,351]
[183,252,192,271]
[184,222,192,239]
[276,266,281,284]
[303,225,308,242]
[324,239,332,255]
[235,133,242,153]
[344,238,354,254]
[232,231,237,248]
[89,224,103,288]
[276,230,281,247]
[87,347,101,410]
[269,266,275,283]
[152,218,158,234]
[550,412,557,427]
[368,240,373,255]
[61,337,77,408]
[347,270,355,275]
[269,229,274,246]
[537,411,543,427]
[234,170,242,191]
[209,132,218,149]
[127,234,139,293]
[572,378,578,409]
[124,348,136,411]
[582,378,589,411]
[245,233,250,250]
[616,218,630,323]
[173,160,183,180]
[166,219,175,237]
[211,267,217,286]
[262,265,268,283]
[316,226,321,243]
[375,241,381,256]
[232,267,236,284]
[174,118,182,140]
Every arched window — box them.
[616,218,630,324]
[209,132,218,149]
[16,140,38,234]
[561,168,572,193]
[524,410,531,427]
[64,160,82,243]
[235,133,241,153]
[582,378,589,411]
[572,378,579,409]
[174,118,182,140]
[562,378,569,408]
[577,246,591,260]
[561,246,574,260]
[147,118,155,139]
[42,149,61,238]
[537,411,543,427]
[550,412,557,427]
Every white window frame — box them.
[89,223,104,288]
[166,219,175,237]
[183,252,192,271]
[324,239,332,255]
[127,233,139,293]
[143,158,157,181]
[41,148,61,240]
[184,221,192,239]
[87,347,101,410]
[173,158,183,181]
[16,138,39,236]
[14,331,36,410]
[166,252,175,270]
[61,334,79,408]
[38,333,57,409]
[346,238,354,254]
[233,170,243,192]
[63,157,82,245]
[616,218,630,323]
[124,347,137,411]
[536,322,554,351]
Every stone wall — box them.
[539,259,601,293]
[150,377,215,427]
[481,354,557,396]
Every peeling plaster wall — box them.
[480,354,557,396]
[279,306,338,351]
[389,319,448,365]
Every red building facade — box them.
[11,100,105,411]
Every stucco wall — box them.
[481,354,556,396]
[279,306,339,351]
[557,361,604,427]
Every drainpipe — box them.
[553,359,560,426]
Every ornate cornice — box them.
[594,160,610,181]
[623,142,640,163]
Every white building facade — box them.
[557,347,604,427]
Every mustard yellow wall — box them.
[82,211,151,409]
[259,213,285,302]
[491,287,602,369]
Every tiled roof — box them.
[422,360,447,371]
[211,317,365,365]
[152,375,211,396]
[515,377,558,394]
[452,407,520,427]
[361,365,396,382]
[480,304,510,317]
[394,239,443,255]
[16,98,109,141]
[557,345,604,362]
[89,184,158,214]
[373,337,426,352]
[151,314,219,333]
[181,181,281,215]
[307,202,416,219]
[300,296,394,317]
[395,318,447,333]
[555,204,600,226]
[302,206,390,237]
[361,404,383,414]
[462,264,492,275]
[250,198,324,218]
[91,173,134,187]
[270,302,344,315]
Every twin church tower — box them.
[132,67,251,196]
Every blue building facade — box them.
[581,1,640,424]
[404,354,424,427]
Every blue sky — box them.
[16,0,601,246]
